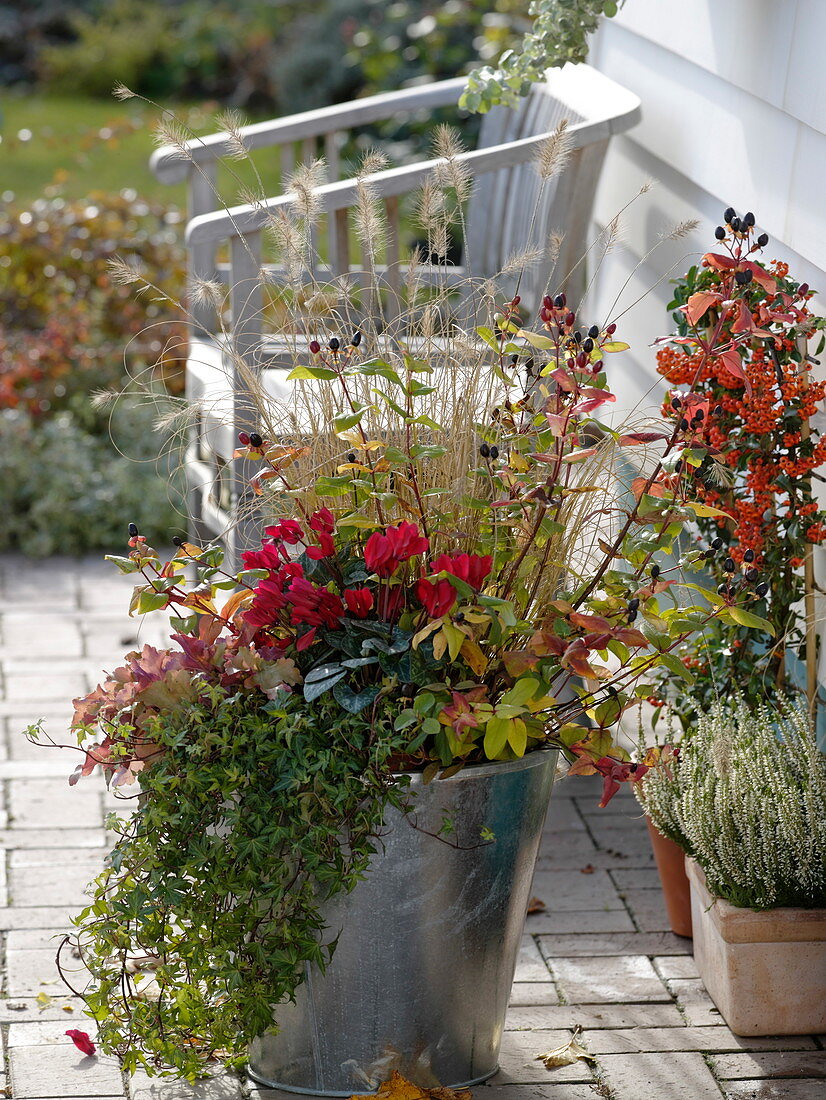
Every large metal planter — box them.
[248,749,558,1095]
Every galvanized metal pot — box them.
[248,749,557,1095]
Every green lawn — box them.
[0,93,269,208]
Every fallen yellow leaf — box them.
[350,1071,472,1100]
[536,1027,596,1069]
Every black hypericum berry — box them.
[525,357,534,375]
[249,432,263,448]
[712,537,723,550]
[715,226,726,240]
[328,337,340,351]
[799,283,810,296]
[350,331,362,346]
[554,293,566,308]
[480,442,490,458]
[675,459,683,473]
[743,211,755,227]
[400,682,416,697]
[704,548,715,560]
[489,445,499,460]
[694,408,705,421]
[347,452,356,463]
[724,206,735,223]
[128,522,139,537]
[627,608,638,622]
[735,269,753,285]
[309,340,320,354]
[757,233,769,248]
[573,329,582,343]
[743,548,755,563]
[724,557,735,573]
[583,337,594,353]
[172,535,184,547]
[714,404,723,416]
[565,311,576,327]
[588,324,600,338]
[680,418,689,431]
[511,354,519,364]
[746,567,759,583]
[756,582,769,597]
[731,216,741,232]
[650,563,661,579]
[238,431,250,445]
[672,397,682,410]
[628,597,640,611]
[717,582,729,595]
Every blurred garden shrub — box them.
[7,0,524,113]
[0,189,187,554]
[0,402,185,557]
[0,190,186,417]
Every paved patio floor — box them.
[0,553,823,1100]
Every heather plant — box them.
[650,210,826,733]
[637,698,826,910]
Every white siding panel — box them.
[595,24,798,245]
[784,0,826,137]
[612,0,798,115]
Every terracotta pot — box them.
[645,817,692,938]
[686,857,826,1036]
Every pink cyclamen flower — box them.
[66,1030,96,1057]
[363,522,428,577]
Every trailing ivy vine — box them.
[64,687,412,1079]
[461,0,626,113]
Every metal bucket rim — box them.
[401,747,557,787]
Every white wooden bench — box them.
[150,64,640,558]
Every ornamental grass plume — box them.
[638,698,826,910]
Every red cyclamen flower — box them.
[66,1030,96,1057]
[430,552,493,591]
[416,577,456,618]
[364,522,429,577]
[344,587,374,618]
[286,577,344,627]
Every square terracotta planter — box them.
[686,858,826,1036]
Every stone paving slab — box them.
[2,554,825,1100]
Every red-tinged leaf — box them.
[296,627,317,652]
[548,367,575,392]
[527,896,547,914]
[569,611,612,632]
[66,1030,95,1057]
[618,432,669,446]
[566,756,598,777]
[561,446,599,463]
[572,394,616,415]
[527,630,566,658]
[631,476,649,501]
[503,649,540,677]
[684,290,721,326]
[718,346,752,394]
[703,252,737,270]
[560,640,598,678]
[742,260,776,295]
[613,627,650,647]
